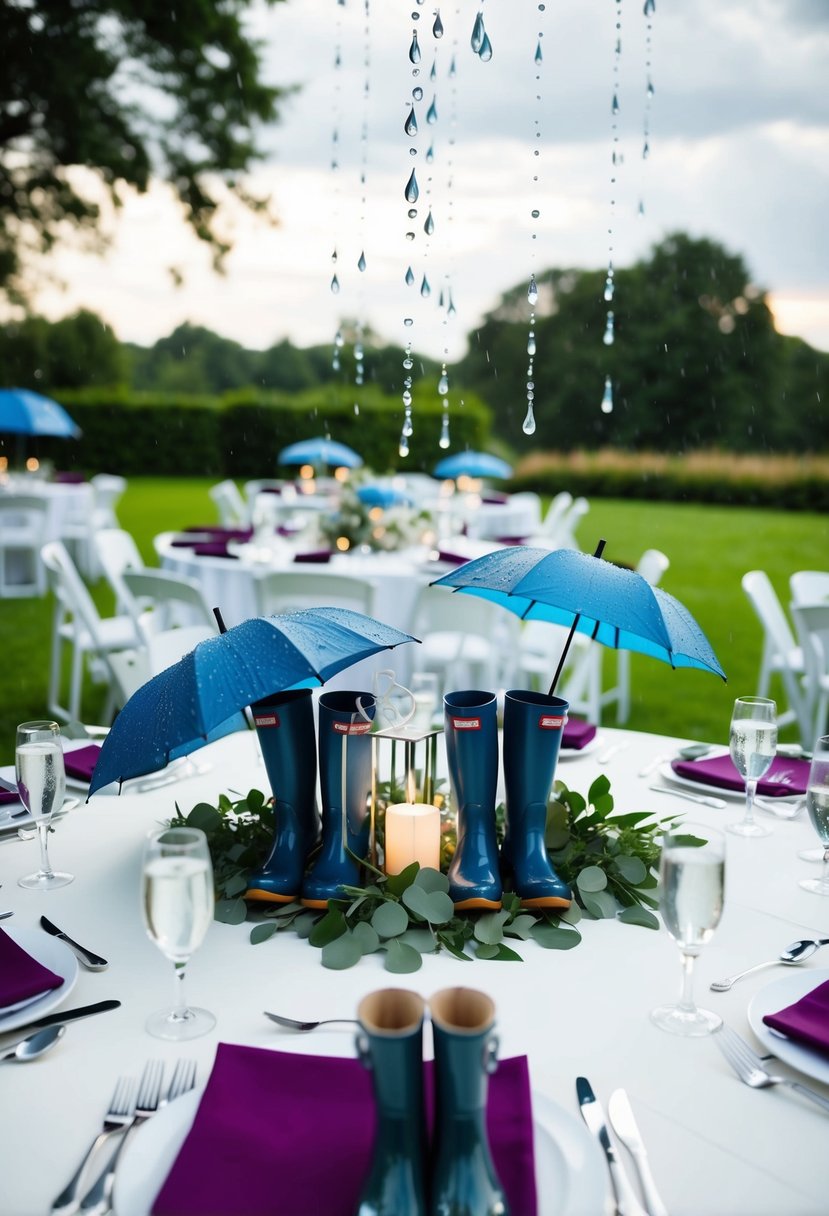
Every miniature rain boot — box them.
[245,688,319,904]
[429,987,509,1216]
[355,989,428,1216]
[502,688,571,910]
[301,689,376,909]
[443,690,502,911]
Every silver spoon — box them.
[710,938,829,992]
[0,1024,66,1062]
[264,1011,358,1032]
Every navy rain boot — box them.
[502,688,571,910]
[443,690,502,911]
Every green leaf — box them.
[351,922,381,954]
[610,811,655,828]
[384,938,423,973]
[545,801,571,850]
[613,855,648,884]
[617,905,660,930]
[414,867,450,894]
[322,932,364,970]
[308,908,347,948]
[581,890,619,919]
[592,793,614,817]
[215,897,247,925]
[371,901,410,938]
[576,865,608,893]
[503,914,537,940]
[187,803,222,832]
[559,902,582,925]
[224,871,249,897]
[476,941,523,961]
[293,912,320,939]
[249,922,278,945]
[474,910,510,945]
[401,929,438,953]
[588,773,611,803]
[402,885,455,925]
[530,923,581,949]
[385,863,421,898]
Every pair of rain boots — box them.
[245,688,376,908]
[444,688,572,912]
[355,986,508,1216]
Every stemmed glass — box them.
[141,826,215,1040]
[16,720,74,890]
[651,822,725,1037]
[727,696,777,838]
[799,735,829,896]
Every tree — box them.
[1,0,288,304]
[0,308,124,387]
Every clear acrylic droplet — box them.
[478,32,493,61]
[424,211,435,235]
[409,31,421,63]
[603,278,615,303]
[438,372,449,395]
[420,275,431,298]
[426,98,438,124]
[404,169,420,202]
[527,275,538,307]
[399,437,410,458]
[404,317,414,327]
[426,143,434,163]
[405,107,418,137]
[357,251,367,272]
[642,140,650,160]
[330,274,340,294]
[471,11,485,52]
[647,77,655,98]
[403,390,413,406]
[527,333,536,357]
[644,0,655,16]
[612,93,619,116]
[439,413,451,448]
[601,376,614,414]
[335,329,344,348]
[353,402,360,415]
[403,357,414,370]
[433,11,444,38]
[534,40,543,64]
[408,208,418,219]
[405,266,415,286]
[522,404,536,435]
[603,311,615,346]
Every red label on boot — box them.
[451,717,481,730]
[538,715,565,729]
[332,720,373,735]
[253,713,280,728]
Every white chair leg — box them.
[616,650,631,724]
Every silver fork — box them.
[715,1024,829,1115]
[78,1059,164,1215]
[51,1076,137,1213]
[165,1057,198,1103]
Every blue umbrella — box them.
[433,451,512,480]
[89,608,417,793]
[278,438,362,469]
[430,542,725,693]
[0,388,81,438]
[356,484,412,508]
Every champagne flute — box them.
[651,822,725,1037]
[141,826,215,1040]
[727,696,777,838]
[16,720,73,890]
[799,735,829,896]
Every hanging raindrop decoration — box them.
[437,9,460,451]
[599,0,623,416]
[329,2,346,371]
[470,2,492,61]
[522,3,546,438]
[398,1,427,459]
[638,0,656,218]
[352,0,373,400]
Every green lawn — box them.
[0,479,825,760]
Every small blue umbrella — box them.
[0,388,81,438]
[89,607,417,793]
[278,438,362,469]
[433,451,512,480]
[430,542,725,693]
[356,485,412,508]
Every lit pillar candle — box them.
[384,803,441,874]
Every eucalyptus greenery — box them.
[168,773,678,972]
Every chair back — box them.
[255,571,375,618]
[90,474,127,529]
[41,540,108,642]
[0,494,49,596]
[411,585,518,691]
[790,603,829,749]
[537,491,572,539]
[790,571,829,607]
[742,570,797,656]
[122,568,217,636]
[636,548,670,587]
[95,528,145,615]
[209,480,249,527]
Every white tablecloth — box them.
[1,726,827,1215]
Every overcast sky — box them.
[25,0,829,361]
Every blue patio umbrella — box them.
[433,451,512,480]
[0,388,81,438]
[430,542,725,694]
[356,484,412,508]
[278,438,362,469]
[89,607,418,794]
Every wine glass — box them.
[727,696,777,838]
[16,720,73,890]
[651,822,725,1037]
[799,735,829,896]
[141,826,215,1040]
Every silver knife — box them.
[40,916,108,970]
[0,1001,121,1054]
[608,1089,668,1216]
[576,1076,648,1216]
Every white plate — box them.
[747,968,829,1087]
[559,735,601,761]
[114,1086,609,1216]
[0,927,78,1033]
[657,762,802,805]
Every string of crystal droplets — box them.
[329,0,346,379]
[470,1,493,62]
[601,0,623,417]
[399,0,427,459]
[436,10,460,451]
[352,0,372,405]
[638,0,655,219]
[522,4,547,438]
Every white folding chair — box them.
[122,568,217,638]
[410,585,518,695]
[0,494,48,597]
[742,570,807,734]
[90,474,127,530]
[554,496,590,551]
[209,480,249,527]
[790,603,829,750]
[536,492,572,540]
[40,541,142,722]
[255,571,376,618]
[95,528,145,617]
[790,571,829,607]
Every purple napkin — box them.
[0,788,20,806]
[183,526,253,541]
[762,978,829,1058]
[64,744,101,782]
[562,717,597,750]
[0,927,64,1009]
[53,471,86,484]
[152,1043,536,1216]
[435,549,470,566]
[292,550,332,564]
[670,753,809,797]
[495,535,529,546]
[193,543,239,560]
